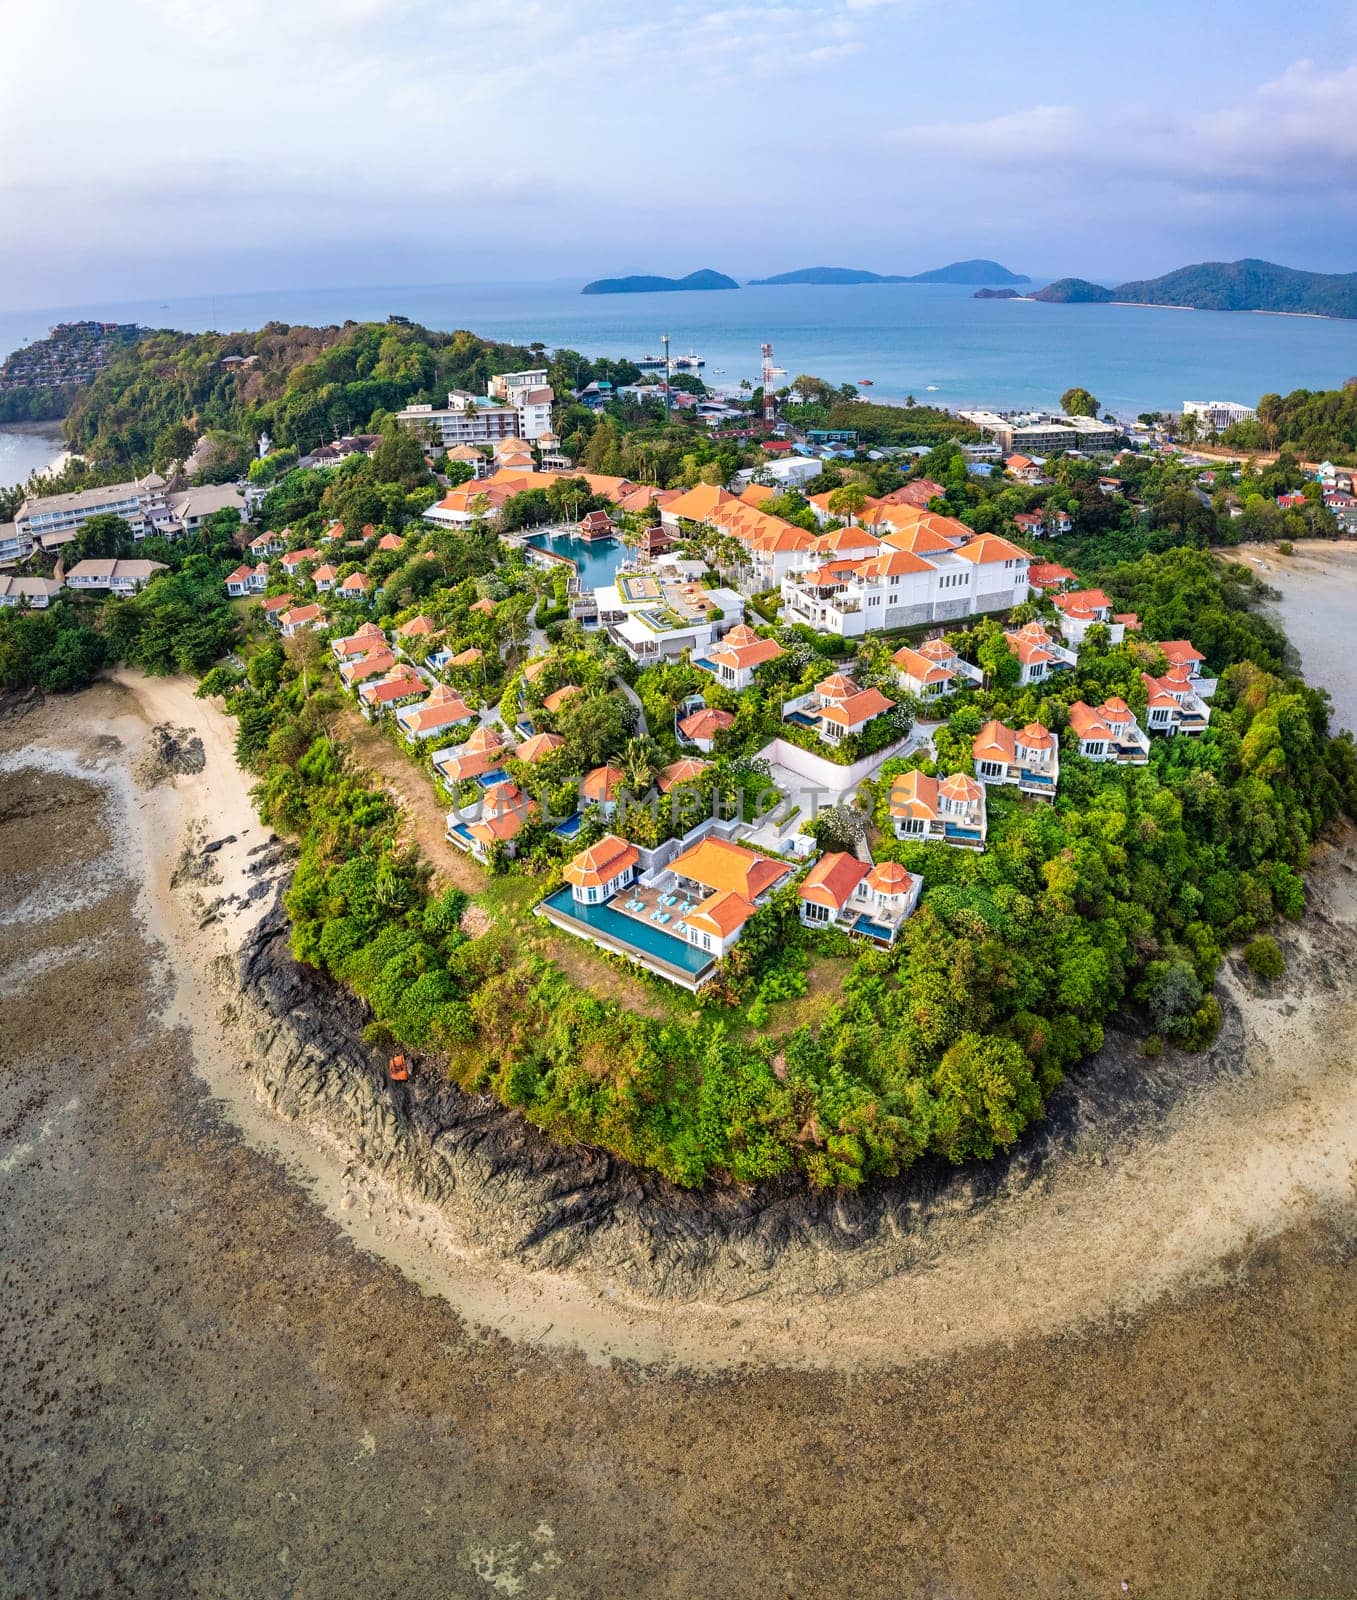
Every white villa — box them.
[972,720,1060,800]
[1068,699,1151,763]
[1003,620,1078,686]
[797,854,922,946]
[888,770,988,850]
[892,638,983,699]
[595,569,745,665]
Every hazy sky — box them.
[2,0,1355,310]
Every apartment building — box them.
[959,410,1122,455]
[1183,400,1256,434]
[15,474,170,555]
[398,391,521,448]
[487,369,555,439]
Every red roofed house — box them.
[261,593,293,623]
[892,637,983,700]
[882,478,946,509]
[562,834,641,906]
[376,532,404,553]
[889,769,987,850]
[668,836,794,960]
[358,663,425,718]
[1026,561,1077,593]
[395,684,475,742]
[514,730,565,764]
[460,780,537,862]
[338,571,371,600]
[1141,670,1212,737]
[541,683,582,715]
[339,648,397,688]
[1005,454,1046,484]
[311,563,338,592]
[1068,699,1150,763]
[657,757,708,793]
[279,602,324,637]
[972,720,1060,799]
[434,722,509,786]
[798,852,922,945]
[1157,640,1217,699]
[225,564,256,598]
[279,547,320,575]
[1002,620,1078,686]
[677,704,734,752]
[331,621,387,664]
[1051,588,1131,647]
[788,672,897,746]
[701,622,786,691]
[580,764,626,818]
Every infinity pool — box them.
[539,887,714,979]
[526,531,627,590]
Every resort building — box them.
[398,391,521,449]
[537,829,794,990]
[959,411,1122,456]
[1183,400,1256,434]
[1003,620,1078,685]
[311,564,338,592]
[64,558,166,594]
[279,602,325,637]
[1141,671,1212,737]
[338,648,397,687]
[779,529,1029,636]
[782,672,896,746]
[595,569,745,665]
[424,467,635,529]
[0,575,62,607]
[395,684,475,742]
[224,563,269,597]
[1026,561,1077,593]
[331,622,387,664]
[487,369,555,439]
[459,780,536,862]
[698,623,786,690]
[1068,699,1151,763]
[888,770,987,850]
[514,731,565,764]
[1157,640,1217,699]
[279,547,320,576]
[797,854,922,946]
[358,664,425,718]
[657,758,708,792]
[15,474,169,555]
[677,705,735,752]
[434,722,509,785]
[892,637,983,700]
[338,572,371,601]
[972,720,1060,799]
[1050,589,1137,647]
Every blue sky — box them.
[2,0,1355,308]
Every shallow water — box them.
[1243,540,1357,734]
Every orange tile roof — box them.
[515,731,565,762]
[669,836,790,901]
[814,525,881,554]
[360,665,425,704]
[340,650,396,685]
[818,686,895,728]
[974,720,1017,763]
[401,687,473,731]
[881,522,953,557]
[449,647,483,666]
[564,834,640,891]
[739,483,778,505]
[953,533,1028,565]
[799,851,867,910]
[682,889,758,939]
[469,597,497,615]
[468,781,536,843]
[657,758,708,792]
[339,572,370,592]
[398,615,436,636]
[889,769,941,821]
[542,684,582,713]
[1052,588,1112,614]
[939,772,983,803]
[1159,639,1204,666]
[581,764,625,801]
[864,861,916,897]
[816,672,859,700]
[893,644,954,685]
[710,633,785,672]
[281,603,323,626]
[859,546,936,578]
[678,707,734,742]
[377,532,404,551]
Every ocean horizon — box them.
[3,276,1357,422]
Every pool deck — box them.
[537,886,716,989]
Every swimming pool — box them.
[538,887,715,980]
[526,531,627,590]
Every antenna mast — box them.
[662,332,671,418]
[761,342,776,431]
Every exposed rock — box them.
[133,723,206,788]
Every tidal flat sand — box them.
[1,673,1356,1598]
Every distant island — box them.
[1032,278,1115,304]
[581,269,739,295]
[1032,259,1357,320]
[973,287,1022,300]
[749,259,1029,287]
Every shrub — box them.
[1243,935,1285,980]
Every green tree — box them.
[71,512,135,562]
[1060,387,1099,417]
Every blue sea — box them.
[3,277,1356,422]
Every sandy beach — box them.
[2,669,1356,1595]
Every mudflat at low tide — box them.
[1,675,1356,1598]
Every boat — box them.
[859,378,874,386]
[636,353,665,370]
[673,351,704,370]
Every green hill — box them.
[906,259,1029,285]
[1032,278,1115,304]
[581,269,738,295]
[1113,258,1357,319]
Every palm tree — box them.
[619,736,656,794]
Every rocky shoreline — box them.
[224,873,1274,1305]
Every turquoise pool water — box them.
[526,531,627,590]
[540,887,714,978]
